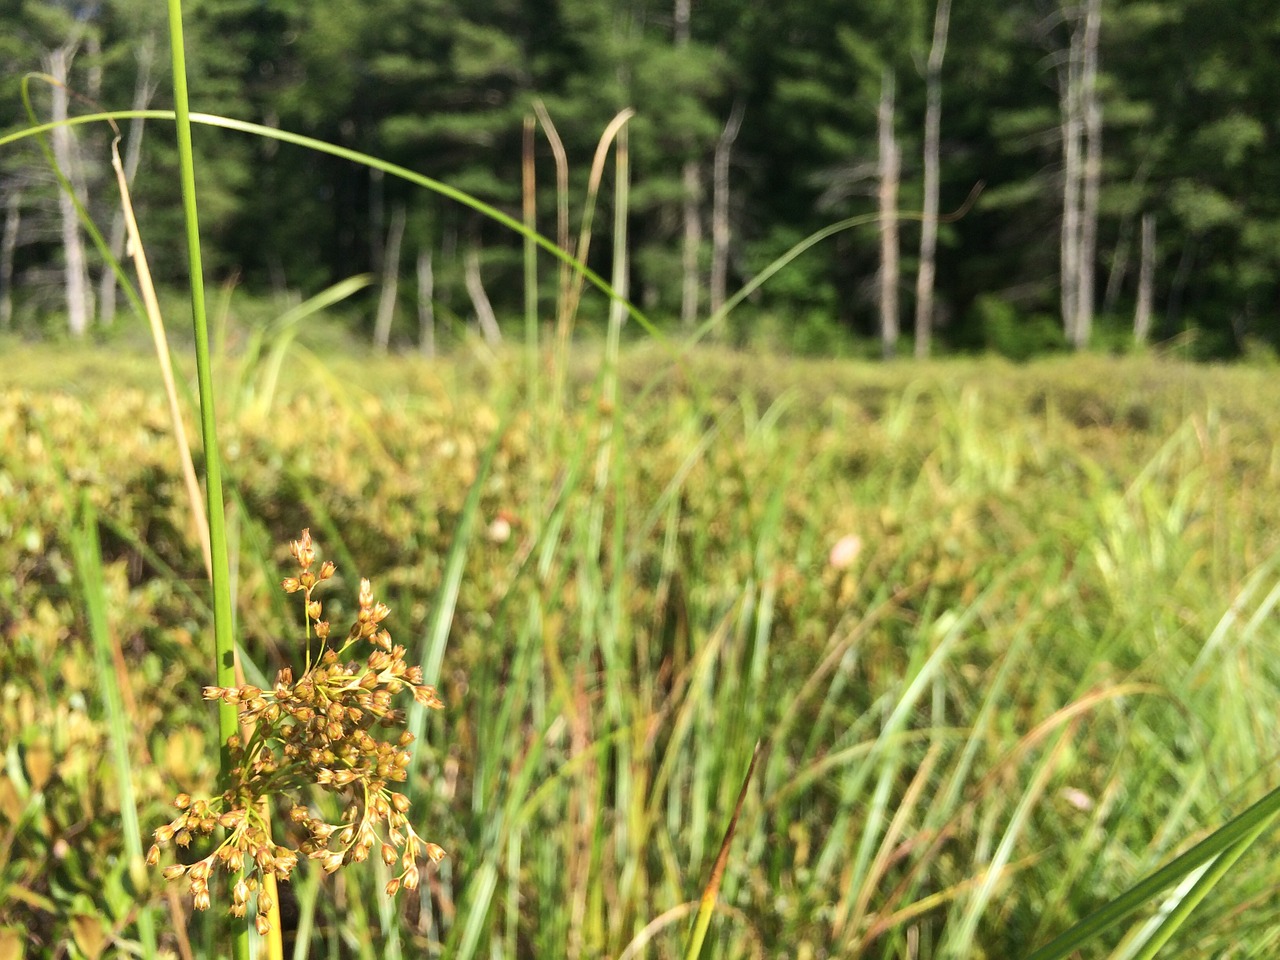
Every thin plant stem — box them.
[683,742,761,960]
[164,0,248,956]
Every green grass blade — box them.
[70,499,157,959]
[1126,811,1278,960]
[407,402,514,747]
[683,742,761,960]
[1025,783,1280,960]
[164,0,247,954]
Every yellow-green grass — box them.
[4,345,1280,958]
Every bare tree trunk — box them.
[1166,237,1194,332]
[369,168,385,276]
[1059,25,1082,347]
[1133,212,1154,345]
[1101,213,1131,317]
[417,247,435,358]
[914,0,951,359]
[99,37,156,327]
[878,69,901,359]
[464,247,502,346]
[373,203,407,353]
[0,188,20,331]
[85,33,102,102]
[710,99,744,318]
[675,0,701,327]
[680,163,702,327]
[47,45,91,338]
[1074,0,1102,349]
[440,221,456,317]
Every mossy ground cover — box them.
[3,344,1280,958]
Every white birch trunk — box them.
[47,45,91,338]
[680,162,701,327]
[373,203,407,352]
[914,0,951,359]
[1134,212,1154,345]
[710,100,744,318]
[1059,28,1082,346]
[0,187,20,331]
[417,247,436,358]
[1074,0,1103,349]
[675,0,700,327]
[878,69,901,359]
[465,247,502,346]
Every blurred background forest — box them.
[1,0,1277,358]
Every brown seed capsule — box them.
[193,889,211,911]
[381,843,397,866]
[321,851,344,873]
[256,914,271,936]
[425,843,446,864]
[315,620,330,639]
[412,685,444,710]
[385,877,401,896]
[162,864,187,880]
[319,560,336,580]
[281,577,301,593]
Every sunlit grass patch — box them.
[4,349,1280,955]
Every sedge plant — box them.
[147,530,448,935]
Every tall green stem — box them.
[164,1,247,956]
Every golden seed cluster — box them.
[148,530,446,930]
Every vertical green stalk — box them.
[72,500,158,960]
[164,1,247,956]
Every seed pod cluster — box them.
[149,530,446,931]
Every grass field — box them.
[4,341,1280,958]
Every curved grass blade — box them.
[1024,782,1280,960]
[683,741,761,960]
[0,106,656,340]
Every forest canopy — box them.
[1,0,1276,357]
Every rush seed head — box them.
[151,531,447,923]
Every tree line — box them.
[1,0,1276,358]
